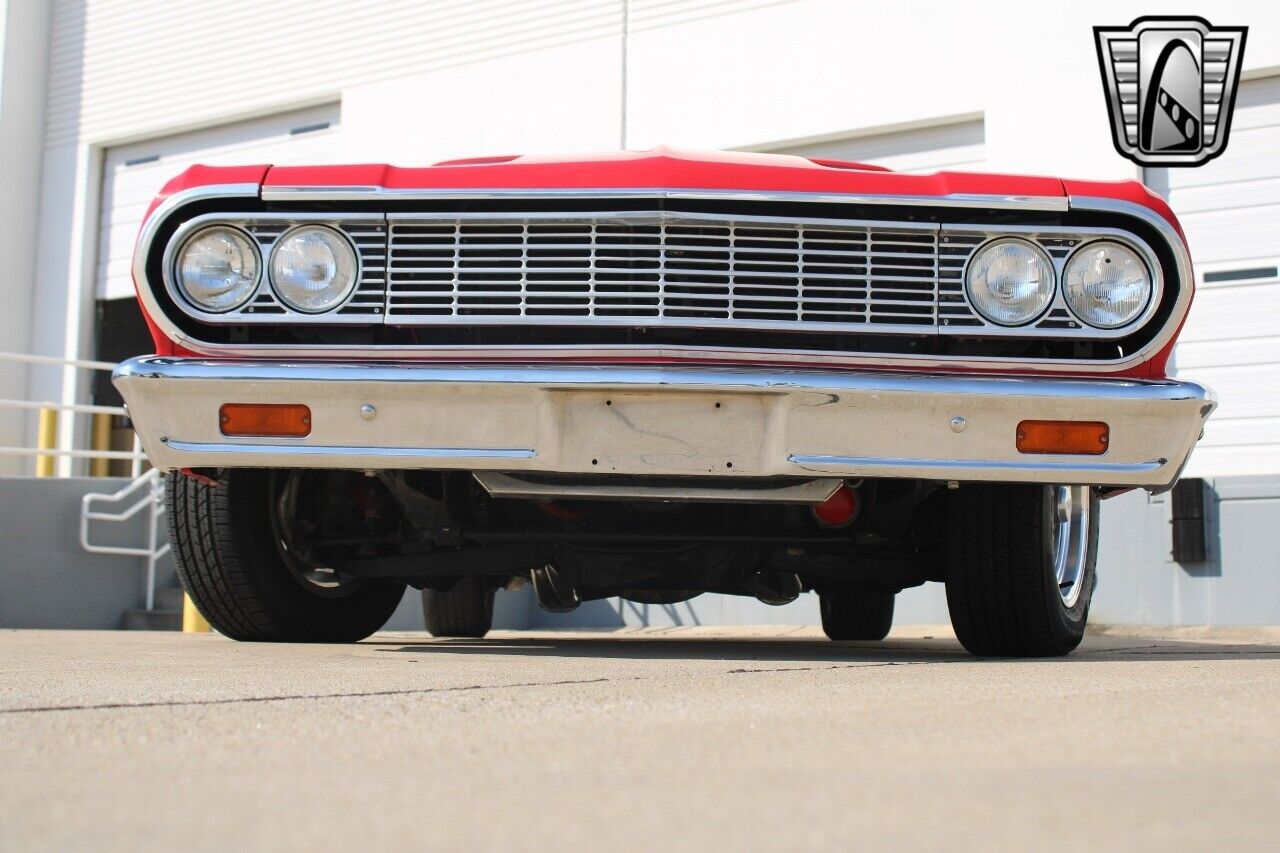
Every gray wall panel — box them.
[0,477,174,629]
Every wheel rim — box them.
[1053,485,1091,608]
[269,472,366,599]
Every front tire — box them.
[944,484,1099,657]
[166,471,406,642]
[819,587,895,641]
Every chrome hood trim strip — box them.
[259,185,1071,212]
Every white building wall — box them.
[339,34,624,165]
[0,0,50,474]
[41,0,626,148]
[19,0,1280,477]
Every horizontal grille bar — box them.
[385,213,940,333]
[243,221,387,319]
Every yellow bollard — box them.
[182,593,211,633]
[89,412,113,477]
[36,408,58,477]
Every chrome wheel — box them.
[1053,485,1092,608]
[269,472,366,599]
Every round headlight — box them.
[964,238,1056,326]
[1063,241,1152,329]
[175,226,260,312]
[269,225,359,313]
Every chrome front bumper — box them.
[114,358,1215,490]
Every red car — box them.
[115,149,1213,655]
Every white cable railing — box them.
[0,350,146,476]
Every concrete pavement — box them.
[2,625,1279,851]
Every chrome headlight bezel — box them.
[962,236,1057,327]
[1061,239,1155,330]
[172,224,262,314]
[267,224,361,314]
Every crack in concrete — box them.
[0,676,622,716]
[7,642,1271,716]
[1,657,951,716]
[725,658,974,675]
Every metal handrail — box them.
[0,398,126,415]
[0,350,146,475]
[0,350,117,371]
[0,446,147,460]
[80,469,170,611]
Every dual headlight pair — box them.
[175,225,358,314]
[965,238,1152,330]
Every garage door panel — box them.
[1175,336,1280,370]
[1177,204,1280,265]
[1179,284,1280,342]
[764,119,985,175]
[1158,175,1280,216]
[99,255,136,288]
[1230,75,1280,126]
[113,108,338,164]
[1198,418,1280,449]
[1176,363,1280,421]
[95,104,339,301]
[1183,444,1280,478]
[1151,126,1280,190]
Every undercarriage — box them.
[264,468,942,607]
[166,467,1098,655]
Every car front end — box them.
[116,149,1214,654]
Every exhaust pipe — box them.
[530,564,581,613]
[747,570,803,606]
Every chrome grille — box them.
[242,219,386,319]
[386,213,939,333]
[158,210,1160,343]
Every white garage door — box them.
[95,104,341,302]
[764,118,985,174]
[1147,76,1280,477]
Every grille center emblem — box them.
[1094,16,1247,167]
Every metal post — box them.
[36,408,58,477]
[90,412,112,477]
[130,433,143,479]
[141,471,170,611]
[144,476,159,611]
[182,594,211,633]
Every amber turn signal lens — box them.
[219,403,311,437]
[1016,420,1108,455]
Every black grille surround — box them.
[140,195,1184,365]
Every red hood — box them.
[259,147,1068,199]
[154,149,1180,228]
[256,147,1180,243]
